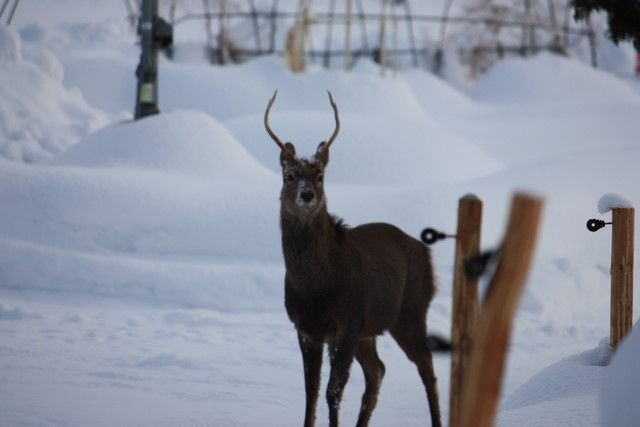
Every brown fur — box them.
[266,93,441,427]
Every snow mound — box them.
[160,56,430,122]
[53,110,276,181]
[597,193,634,214]
[504,339,610,411]
[0,24,107,162]
[473,52,640,107]
[403,68,483,115]
[600,325,640,426]
[227,111,503,187]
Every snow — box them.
[0,24,22,62]
[473,52,640,108]
[0,24,107,162]
[1,4,640,426]
[597,193,634,214]
[53,109,275,181]
[600,325,640,426]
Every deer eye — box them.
[317,174,323,183]
[286,173,295,183]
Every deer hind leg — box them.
[390,323,442,427]
[298,332,324,427]
[326,340,358,427]
[354,339,386,427]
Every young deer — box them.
[265,91,441,427]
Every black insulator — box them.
[586,218,610,232]
[421,227,454,245]
[464,250,496,279]
[425,335,454,353]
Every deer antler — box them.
[324,90,340,150]
[264,90,286,150]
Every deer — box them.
[264,90,442,427]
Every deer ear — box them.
[315,141,329,165]
[280,142,296,166]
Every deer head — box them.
[264,90,340,219]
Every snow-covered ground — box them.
[1,2,640,426]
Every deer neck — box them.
[280,207,335,286]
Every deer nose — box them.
[300,190,315,203]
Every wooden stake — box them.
[459,193,543,427]
[610,207,634,349]
[449,196,482,427]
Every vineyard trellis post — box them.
[610,207,634,349]
[166,1,600,73]
[459,193,543,427]
[449,195,483,427]
[586,198,634,350]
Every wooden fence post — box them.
[610,207,634,349]
[449,195,483,427]
[459,193,543,427]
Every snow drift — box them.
[0,24,107,162]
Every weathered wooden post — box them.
[587,194,635,350]
[459,193,544,427]
[610,207,634,348]
[449,195,482,427]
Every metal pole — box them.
[134,0,160,119]
[586,16,597,68]
[379,0,388,76]
[435,0,454,74]
[248,0,263,51]
[355,0,369,54]
[344,0,353,70]
[391,2,398,76]
[269,0,279,53]
[402,0,418,67]
[324,0,337,68]
[6,0,20,25]
[0,0,11,21]
[218,0,228,64]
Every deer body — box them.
[284,218,432,341]
[266,91,441,427]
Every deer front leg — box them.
[326,339,358,427]
[298,332,323,427]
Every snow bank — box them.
[53,109,275,182]
[597,193,634,214]
[600,326,640,426]
[0,24,107,162]
[473,52,640,107]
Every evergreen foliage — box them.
[571,0,640,50]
